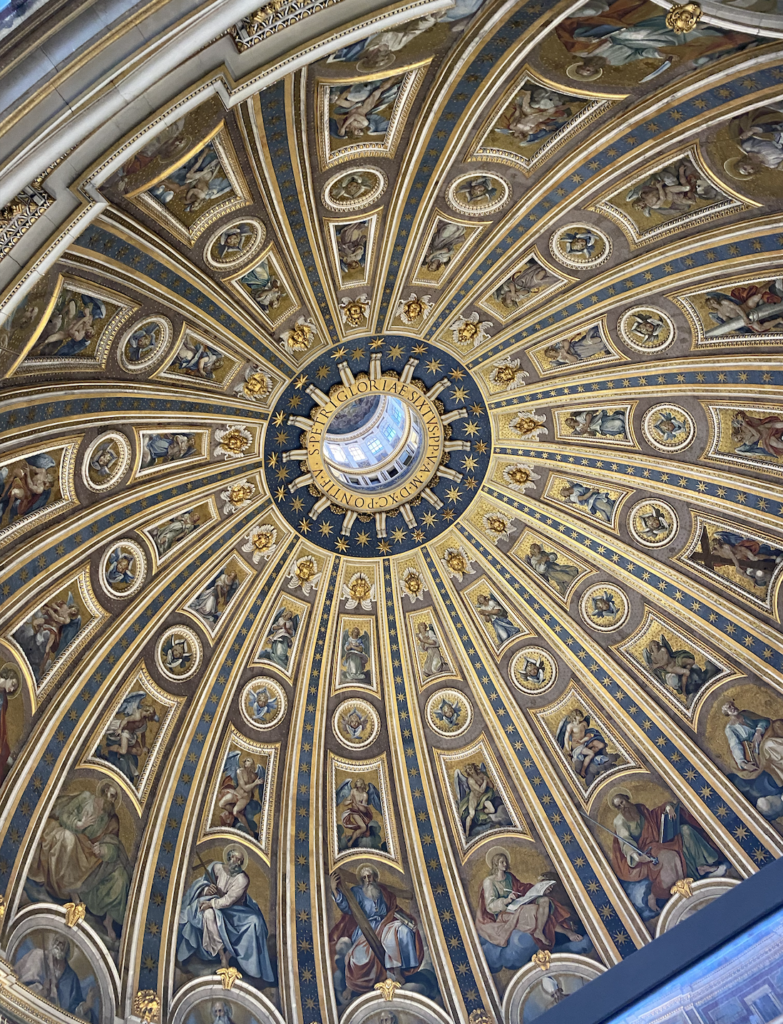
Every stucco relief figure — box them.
[722,701,783,820]
[177,845,275,983]
[606,791,728,919]
[14,933,99,1022]
[415,621,449,677]
[494,260,557,312]
[475,849,589,973]
[27,782,131,945]
[329,865,427,1002]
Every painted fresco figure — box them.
[525,543,579,596]
[644,635,719,699]
[559,481,616,522]
[177,845,275,983]
[342,627,370,681]
[564,408,627,439]
[218,753,265,835]
[705,279,783,336]
[13,593,82,682]
[149,141,232,214]
[329,78,403,139]
[190,569,239,626]
[543,327,609,367]
[28,782,130,944]
[98,691,157,782]
[607,791,727,919]
[257,606,299,668]
[335,778,384,849]
[0,453,56,523]
[556,709,616,783]
[423,221,465,272]
[141,432,196,468]
[0,665,19,784]
[150,510,201,555]
[415,621,449,676]
[475,591,520,645]
[14,934,98,1022]
[455,763,511,836]
[329,865,424,998]
[475,849,588,973]
[722,701,783,819]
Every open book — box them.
[505,880,555,912]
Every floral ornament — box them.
[400,566,428,603]
[396,293,433,325]
[288,555,321,595]
[280,316,317,355]
[214,424,253,459]
[235,365,274,401]
[489,357,528,391]
[342,571,375,610]
[221,479,256,514]
[509,410,548,441]
[441,546,476,582]
[339,295,370,328]
[482,510,516,544]
[242,524,278,564]
[502,463,540,493]
[450,311,493,349]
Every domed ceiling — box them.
[1,0,783,1022]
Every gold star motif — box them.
[446,485,462,503]
[331,346,347,360]
[268,452,278,467]
[450,368,465,381]
[451,386,468,402]
[351,347,365,360]
[475,440,488,453]
[287,394,302,408]
[370,337,384,349]
[316,365,329,379]
[335,537,348,552]
[471,402,483,416]
[299,518,311,534]
[387,344,404,360]
[465,476,478,489]
[273,411,285,426]
[276,465,290,480]
[412,343,426,353]
[463,420,479,436]
[275,486,286,502]
[413,528,425,541]
[462,455,477,471]
[356,530,370,547]
[291,496,304,512]
[442,508,456,521]
[425,358,442,374]
[294,374,308,389]
[391,526,406,542]
[319,521,333,536]
[378,540,391,554]
[275,430,288,445]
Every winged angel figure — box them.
[218,750,266,836]
[555,709,617,785]
[245,683,278,723]
[454,763,511,838]
[335,778,385,850]
[100,691,158,783]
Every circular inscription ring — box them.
[301,374,445,513]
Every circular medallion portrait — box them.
[642,403,696,453]
[203,218,266,270]
[332,698,380,750]
[100,539,147,598]
[447,172,510,216]
[579,584,629,632]
[82,431,131,492]
[322,167,387,212]
[510,646,557,694]
[549,223,612,268]
[425,687,473,737]
[618,306,675,353]
[0,662,22,705]
[118,315,172,372]
[240,677,287,730]
[156,624,202,681]
[628,498,679,548]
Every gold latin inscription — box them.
[305,377,445,511]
